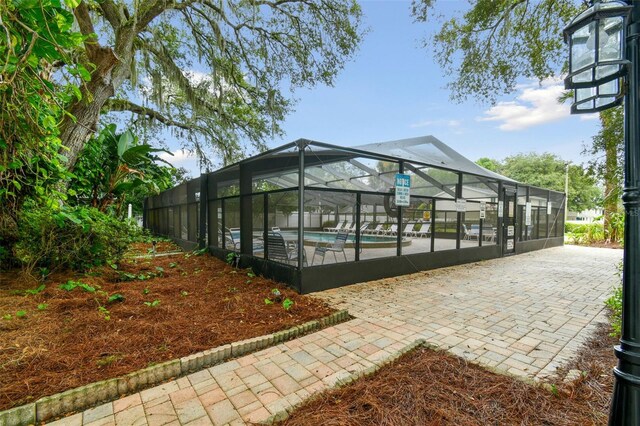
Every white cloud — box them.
[159,149,196,167]
[410,118,462,129]
[479,79,570,131]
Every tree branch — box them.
[135,0,197,33]
[103,98,208,132]
[97,0,124,30]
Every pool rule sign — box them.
[395,173,411,206]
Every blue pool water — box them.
[229,230,407,247]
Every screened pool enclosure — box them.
[144,136,566,293]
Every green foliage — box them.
[282,298,295,311]
[97,305,111,321]
[2,314,11,320]
[24,284,45,296]
[476,153,601,212]
[565,223,605,245]
[414,0,578,103]
[0,0,86,266]
[69,124,173,216]
[0,0,86,211]
[192,248,208,256]
[14,203,133,273]
[606,285,622,338]
[143,300,160,308]
[37,303,48,311]
[107,294,125,303]
[59,280,96,292]
[16,310,27,319]
[226,252,239,266]
[588,107,624,242]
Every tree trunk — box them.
[60,23,136,169]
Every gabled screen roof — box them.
[354,135,516,183]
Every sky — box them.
[161,0,602,177]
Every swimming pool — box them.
[228,229,411,249]
[282,231,410,248]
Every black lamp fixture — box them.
[563,0,631,113]
[565,1,640,424]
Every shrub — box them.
[605,261,623,337]
[606,285,623,338]
[14,203,134,274]
[565,222,605,245]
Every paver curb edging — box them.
[0,309,350,426]
[262,338,428,424]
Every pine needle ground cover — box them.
[279,323,615,426]
[0,245,333,411]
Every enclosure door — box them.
[503,186,517,256]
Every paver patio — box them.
[46,245,621,425]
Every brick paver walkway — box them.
[47,245,621,425]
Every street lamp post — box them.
[564,1,639,424]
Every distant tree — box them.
[476,153,601,213]
[476,157,502,173]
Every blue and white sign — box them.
[395,173,411,206]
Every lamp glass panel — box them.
[576,87,595,102]
[600,78,619,96]
[600,17,623,61]
[576,99,595,110]
[596,96,617,108]
[572,69,592,84]
[571,22,596,72]
[595,63,621,80]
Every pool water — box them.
[284,231,410,248]
[230,229,410,248]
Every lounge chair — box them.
[312,230,349,265]
[401,222,416,237]
[220,227,240,250]
[324,220,345,232]
[358,221,370,234]
[483,227,497,242]
[266,232,306,266]
[414,223,431,238]
[366,224,384,235]
[384,224,398,236]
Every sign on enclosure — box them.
[395,173,411,206]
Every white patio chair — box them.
[414,223,431,238]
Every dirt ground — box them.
[278,322,617,426]
[0,246,333,411]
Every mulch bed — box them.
[0,246,333,411]
[125,240,183,256]
[279,322,618,426]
